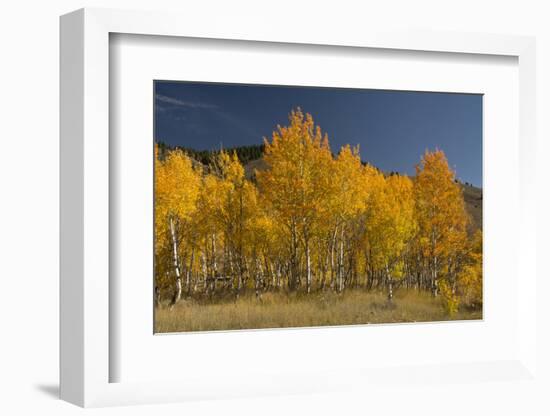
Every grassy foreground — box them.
[154,290,482,333]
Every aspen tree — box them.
[155,146,201,305]
[257,109,332,292]
[414,150,468,297]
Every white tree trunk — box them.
[306,239,311,294]
[432,256,439,297]
[186,247,195,295]
[170,217,182,307]
[386,264,393,302]
[338,228,345,292]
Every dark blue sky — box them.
[154,81,483,187]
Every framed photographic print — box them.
[60,8,538,408]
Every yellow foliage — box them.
[364,173,416,277]
[458,229,483,306]
[257,108,333,234]
[439,279,459,315]
[414,149,469,261]
[154,110,482,315]
[155,146,201,253]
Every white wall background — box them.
[0,1,548,415]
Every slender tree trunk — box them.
[330,228,337,290]
[211,234,217,293]
[255,257,263,300]
[320,244,327,290]
[365,249,373,290]
[432,256,439,297]
[330,242,334,290]
[186,247,195,295]
[430,231,439,296]
[289,222,299,291]
[200,253,207,293]
[169,217,183,307]
[338,227,345,292]
[386,263,393,302]
[305,237,311,294]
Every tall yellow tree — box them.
[155,146,201,305]
[194,173,224,292]
[257,108,333,292]
[414,149,468,297]
[329,145,368,291]
[217,151,260,293]
[363,174,416,300]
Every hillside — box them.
[461,183,483,231]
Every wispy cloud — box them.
[155,94,218,110]
[155,93,262,140]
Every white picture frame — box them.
[60,7,537,408]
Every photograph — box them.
[153,81,483,333]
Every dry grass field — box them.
[154,290,482,333]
